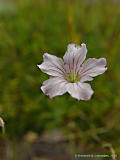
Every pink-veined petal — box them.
[79,76,93,82]
[37,53,65,77]
[66,82,94,100]
[63,43,87,74]
[41,77,68,99]
[79,58,107,82]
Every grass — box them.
[0,0,120,157]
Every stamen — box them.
[68,73,80,83]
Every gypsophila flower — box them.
[0,117,4,128]
[0,117,5,134]
[37,43,107,100]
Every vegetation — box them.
[0,0,120,156]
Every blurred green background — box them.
[0,0,120,159]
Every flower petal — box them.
[80,76,93,82]
[41,77,68,98]
[67,82,94,100]
[79,58,107,82]
[37,53,65,77]
[63,43,87,73]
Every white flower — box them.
[0,117,4,128]
[37,43,107,100]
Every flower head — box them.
[0,117,4,128]
[37,43,107,100]
[0,117,5,134]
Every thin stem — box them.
[64,0,78,42]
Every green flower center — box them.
[65,73,79,83]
